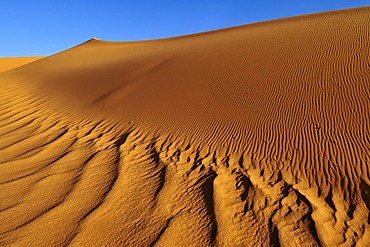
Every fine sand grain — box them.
[0,7,369,246]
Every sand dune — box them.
[0,7,369,246]
[0,57,43,73]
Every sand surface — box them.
[0,57,43,73]
[0,7,369,246]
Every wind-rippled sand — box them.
[0,7,369,246]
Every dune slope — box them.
[0,7,369,246]
[0,57,43,73]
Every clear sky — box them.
[1,0,368,57]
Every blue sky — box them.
[0,0,369,57]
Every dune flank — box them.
[0,57,43,73]
[0,7,369,246]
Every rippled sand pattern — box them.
[0,7,369,246]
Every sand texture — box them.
[0,57,43,73]
[0,7,369,246]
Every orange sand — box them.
[0,7,369,246]
[0,57,43,73]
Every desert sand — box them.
[0,57,43,73]
[0,7,369,246]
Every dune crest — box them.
[0,7,369,246]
